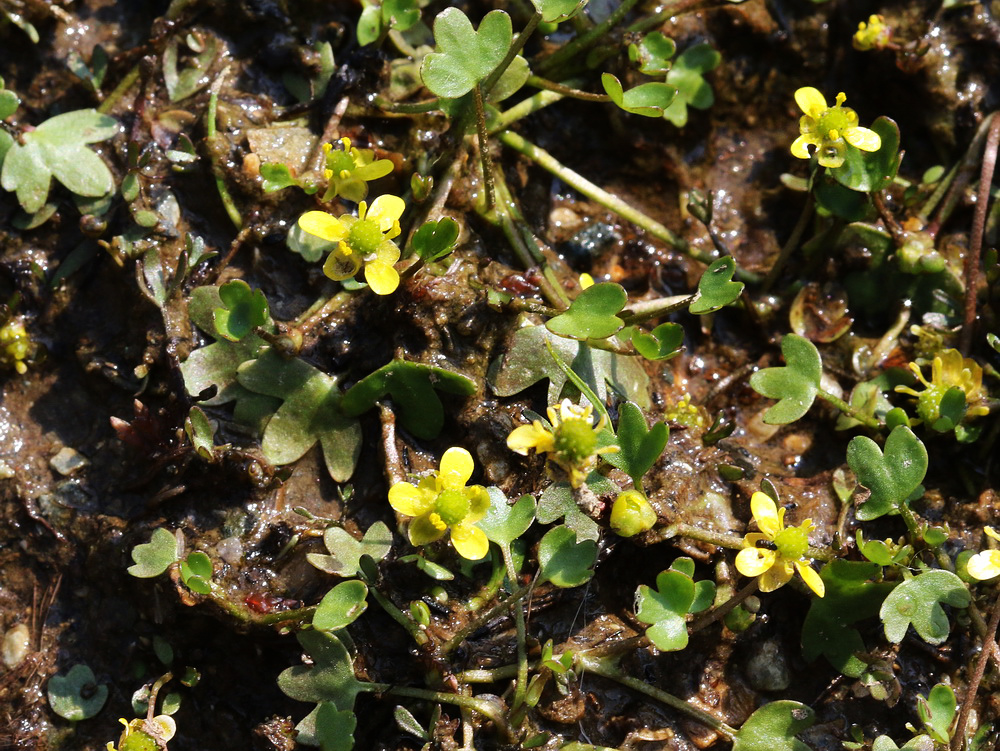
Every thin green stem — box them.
[372,95,442,115]
[482,12,542,97]
[292,290,353,331]
[525,75,610,102]
[658,523,745,550]
[577,654,737,740]
[473,86,496,211]
[898,503,922,538]
[458,664,521,683]
[492,89,566,133]
[544,337,610,425]
[816,389,882,430]
[366,581,428,646]
[500,543,529,712]
[206,79,243,230]
[620,294,696,325]
[535,0,642,77]
[97,64,140,115]
[498,131,694,257]
[688,578,758,634]
[362,683,508,731]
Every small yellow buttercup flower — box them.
[299,194,405,295]
[507,399,619,488]
[388,447,491,560]
[790,87,881,169]
[0,318,31,374]
[735,491,825,597]
[853,15,891,52]
[610,490,657,537]
[895,348,990,425]
[967,527,1000,580]
[106,714,176,751]
[321,137,394,203]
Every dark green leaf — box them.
[662,43,720,127]
[814,176,870,221]
[214,279,270,342]
[530,0,587,22]
[546,282,626,341]
[537,525,598,588]
[830,117,901,193]
[732,701,815,751]
[314,702,357,751]
[629,31,676,75]
[689,256,743,314]
[630,322,683,361]
[412,217,460,262]
[602,402,667,487]
[801,560,894,677]
[918,684,956,744]
[847,426,928,520]
[341,359,476,440]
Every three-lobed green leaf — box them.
[47,664,108,721]
[847,426,927,520]
[480,488,536,546]
[128,528,181,578]
[546,282,626,341]
[307,522,393,578]
[689,256,743,314]
[749,334,822,424]
[421,9,513,99]
[880,570,970,645]
[603,402,667,488]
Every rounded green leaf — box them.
[749,334,822,424]
[530,0,587,22]
[314,580,370,632]
[128,528,181,578]
[479,488,536,546]
[537,525,597,588]
[601,73,676,118]
[689,256,744,314]
[631,322,683,361]
[830,116,901,193]
[421,9,512,99]
[880,570,970,645]
[546,282,626,340]
[847,426,928,520]
[47,664,108,721]
[733,701,815,751]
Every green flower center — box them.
[326,150,356,175]
[554,418,598,465]
[916,385,947,425]
[817,108,852,139]
[774,526,809,560]
[435,489,469,527]
[347,218,384,257]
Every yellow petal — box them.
[795,561,826,597]
[759,559,794,592]
[735,547,776,578]
[388,481,434,517]
[367,194,406,231]
[375,238,401,266]
[817,141,847,169]
[439,447,474,490]
[299,211,348,242]
[750,492,782,539]
[985,527,1000,542]
[843,126,881,152]
[464,485,491,523]
[790,134,818,160]
[451,523,489,560]
[507,423,555,455]
[409,512,447,546]
[365,261,399,295]
[794,87,828,118]
[324,246,362,281]
[967,550,1000,580]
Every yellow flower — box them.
[506,398,619,488]
[663,393,708,430]
[579,273,595,289]
[0,318,31,375]
[790,87,881,169]
[735,491,825,597]
[853,15,891,52]
[107,714,176,751]
[321,137,394,204]
[388,447,491,560]
[610,490,657,537]
[299,194,405,295]
[967,527,1000,580]
[895,348,990,425]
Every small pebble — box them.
[746,639,791,691]
[3,623,31,668]
[49,447,89,476]
[217,537,244,565]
